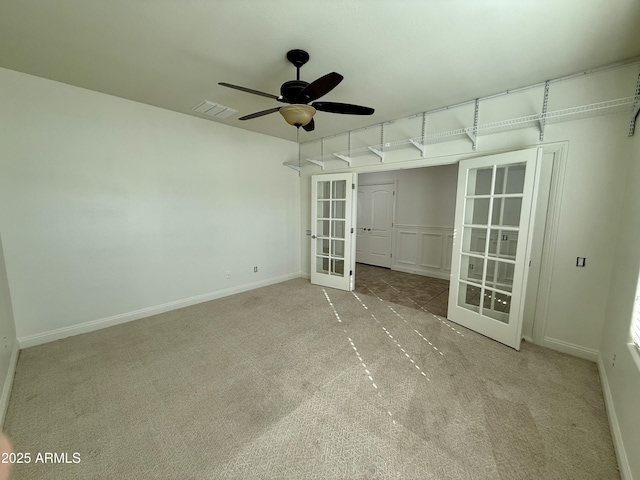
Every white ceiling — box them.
[1,0,639,143]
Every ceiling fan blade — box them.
[238,107,281,120]
[218,82,280,100]
[312,102,374,115]
[302,118,315,132]
[299,72,343,102]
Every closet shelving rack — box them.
[284,58,640,172]
[284,96,637,172]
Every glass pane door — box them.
[311,173,357,291]
[448,148,541,349]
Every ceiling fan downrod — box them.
[286,49,310,81]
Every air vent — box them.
[192,100,238,119]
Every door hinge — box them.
[352,183,355,190]
[390,253,393,258]
[350,270,353,276]
[393,191,395,196]
[351,227,354,234]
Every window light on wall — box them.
[631,274,640,354]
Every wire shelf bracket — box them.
[306,158,325,170]
[333,153,352,166]
[283,162,301,172]
[629,71,640,136]
[409,139,426,155]
[464,128,477,149]
[368,146,384,162]
[539,81,550,141]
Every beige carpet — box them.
[4,277,619,479]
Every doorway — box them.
[349,146,559,348]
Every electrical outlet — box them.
[612,354,616,367]
[253,266,258,273]
[226,271,231,280]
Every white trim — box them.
[393,224,454,231]
[532,143,568,344]
[628,342,640,373]
[18,272,301,348]
[597,353,632,480]
[541,336,599,362]
[391,264,450,281]
[0,343,19,427]
[515,148,545,350]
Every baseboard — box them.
[391,264,451,281]
[18,272,302,349]
[597,353,632,480]
[541,336,599,362]
[0,343,19,427]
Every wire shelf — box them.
[543,96,636,124]
[285,96,639,170]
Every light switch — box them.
[576,257,586,267]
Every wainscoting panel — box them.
[393,225,454,280]
[419,233,443,269]
[396,230,419,265]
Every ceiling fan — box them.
[219,49,374,132]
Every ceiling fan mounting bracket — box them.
[286,49,310,69]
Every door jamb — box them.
[530,143,568,345]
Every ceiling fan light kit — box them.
[279,104,316,126]
[219,49,374,133]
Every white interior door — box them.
[311,173,357,291]
[447,148,542,350]
[356,184,394,268]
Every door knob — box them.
[311,235,317,239]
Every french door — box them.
[310,173,357,291]
[447,148,542,349]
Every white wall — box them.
[300,64,637,361]
[360,166,458,226]
[599,130,640,479]
[0,67,301,345]
[0,234,18,425]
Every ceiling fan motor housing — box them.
[280,80,310,103]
